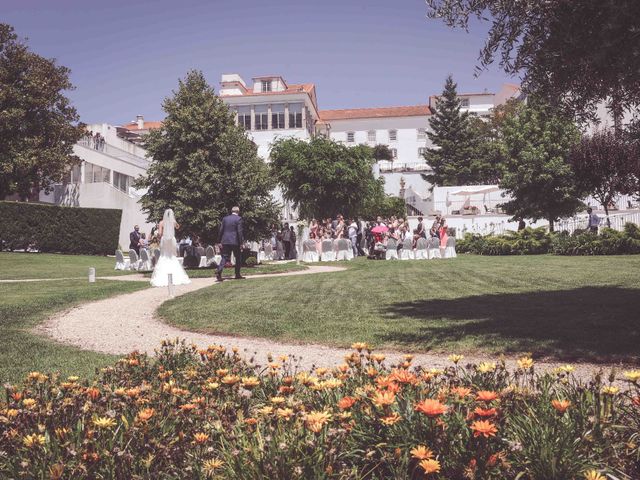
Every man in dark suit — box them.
[216,206,244,282]
[129,225,141,254]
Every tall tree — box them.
[499,101,583,231]
[422,75,478,186]
[570,129,639,226]
[425,0,640,128]
[137,70,280,243]
[0,24,82,200]
[270,137,401,220]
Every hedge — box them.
[457,224,640,256]
[0,201,121,255]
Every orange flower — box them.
[372,390,396,408]
[551,399,571,414]
[179,403,197,412]
[451,386,472,398]
[476,391,499,402]
[474,407,497,417]
[419,458,441,474]
[136,408,155,422]
[415,399,448,417]
[338,396,357,410]
[632,396,640,407]
[193,432,209,444]
[244,417,258,426]
[221,375,240,386]
[380,412,402,425]
[389,369,418,385]
[86,387,100,401]
[410,445,434,460]
[470,420,498,438]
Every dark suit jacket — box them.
[218,214,243,246]
[129,230,141,249]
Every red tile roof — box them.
[319,105,431,121]
[121,121,163,131]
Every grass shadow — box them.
[377,286,640,363]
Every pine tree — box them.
[137,70,280,244]
[422,75,477,186]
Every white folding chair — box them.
[115,250,130,270]
[400,238,414,260]
[428,237,441,259]
[385,238,399,260]
[321,239,336,262]
[415,238,429,259]
[444,237,457,258]
[302,240,319,262]
[205,245,216,266]
[139,248,152,270]
[152,248,160,267]
[128,249,141,270]
[336,238,350,261]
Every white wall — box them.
[247,128,311,160]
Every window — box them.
[113,171,131,193]
[84,162,110,183]
[367,130,376,142]
[418,147,427,156]
[238,114,251,130]
[347,132,355,143]
[70,164,81,183]
[417,128,426,140]
[254,106,268,130]
[460,98,470,107]
[391,148,397,159]
[272,112,285,129]
[289,112,302,128]
[261,80,272,92]
[389,129,397,141]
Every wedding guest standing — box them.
[129,225,141,254]
[216,206,244,282]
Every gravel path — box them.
[37,265,633,379]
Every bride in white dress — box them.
[150,209,191,287]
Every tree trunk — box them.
[604,204,610,228]
[608,92,624,138]
[548,218,554,232]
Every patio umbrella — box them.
[371,225,389,234]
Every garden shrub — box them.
[458,224,640,256]
[0,339,638,479]
[0,201,121,255]
[245,256,258,267]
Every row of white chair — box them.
[387,237,457,260]
[115,246,222,271]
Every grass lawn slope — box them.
[160,255,640,363]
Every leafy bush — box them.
[0,201,121,255]
[458,224,640,256]
[245,256,258,267]
[1,340,638,479]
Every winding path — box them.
[38,265,631,377]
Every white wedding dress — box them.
[150,209,191,287]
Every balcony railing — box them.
[379,162,430,173]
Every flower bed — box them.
[1,340,639,479]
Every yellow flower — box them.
[241,377,260,389]
[203,458,224,476]
[419,458,441,474]
[193,432,210,444]
[305,410,331,433]
[602,386,619,395]
[517,356,534,370]
[370,354,386,363]
[556,364,575,374]
[93,416,116,429]
[136,407,155,423]
[448,354,464,364]
[583,470,606,480]
[315,367,329,377]
[351,342,370,351]
[216,368,229,377]
[623,370,640,382]
[270,396,286,405]
[67,376,79,382]
[204,382,220,391]
[380,412,402,425]
[5,409,18,418]
[258,406,273,416]
[477,362,496,373]
[22,398,37,409]
[23,433,46,448]
[410,445,434,460]
[221,375,240,386]
[276,408,294,420]
[403,354,414,362]
[372,390,396,408]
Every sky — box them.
[3,0,519,125]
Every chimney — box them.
[136,115,144,129]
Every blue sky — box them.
[4,0,518,125]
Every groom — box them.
[216,206,244,282]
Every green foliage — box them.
[244,256,257,267]
[425,0,640,126]
[499,101,584,231]
[137,70,280,244]
[422,75,479,186]
[0,24,83,200]
[457,223,640,256]
[0,201,121,255]
[270,136,401,220]
[1,340,638,478]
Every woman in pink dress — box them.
[439,218,449,249]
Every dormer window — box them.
[389,129,397,142]
[347,132,355,143]
[261,80,272,93]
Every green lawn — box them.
[160,255,640,363]
[0,252,134,280]
[0,279,147,385]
